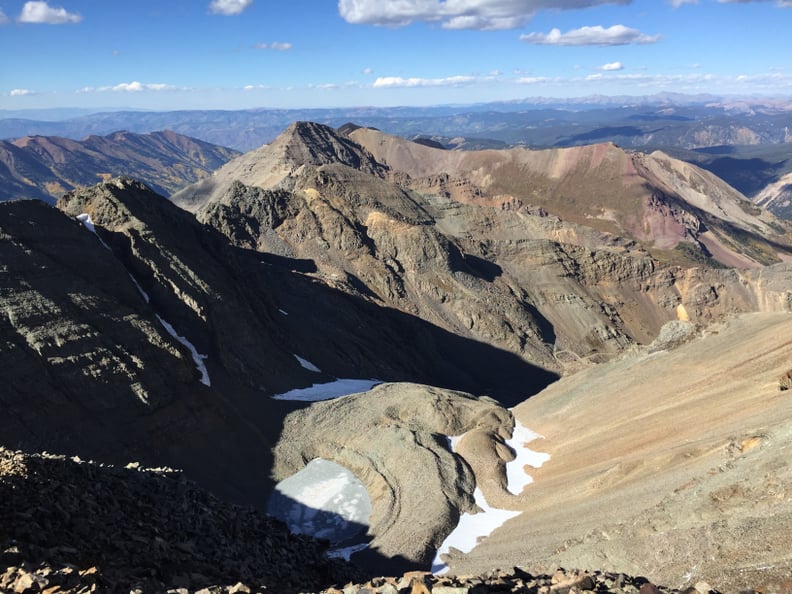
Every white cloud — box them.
[362,67,374,75]
[10,88,36,96]
[79,81,186,93]
[600,61,624,71]
[0,9,9,24]
[209,0,253,16]
[516,76,558,84]
[373,75,476,88]
[668,0,697,6]
[18,1,81,24]
[520,24,662,46]
[338,0,631,31]
[253,41,292,51]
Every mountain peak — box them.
[272,121,385,174]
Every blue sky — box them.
[1,0,791,110]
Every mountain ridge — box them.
[0,130,239,204]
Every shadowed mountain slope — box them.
[1,179,559,504]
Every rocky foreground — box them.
[1,447,728,594]
[0,447,361,593]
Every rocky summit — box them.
[2,121,792,593]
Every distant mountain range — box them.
[0,130,239,203]
[2,94,791,153]
[4,95,791,218]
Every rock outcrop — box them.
[272,383,524,571]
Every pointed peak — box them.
[270,121,386,175]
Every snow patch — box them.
[294,354,321,373]
[505,423,549,495]
[278,309,289,316]
[327,542,369,561]
[128,273,150,303]
[76,213,111,250]
[155,315,210,386]
[432,420,550,574]
[272,378,381,402]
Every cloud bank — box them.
[338,0,631,30]
[521,24,661,45]
[373,75,477,88]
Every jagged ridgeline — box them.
[2,121,792,592]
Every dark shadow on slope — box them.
[462,254,503,282]
[267,486,433,577]
[2,193,560,546]
[554,125,659,146]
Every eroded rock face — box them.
[174,122,792,373]
[271,383,522,572]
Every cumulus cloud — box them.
[373,75,476,88]
[209,0,253,16]
[599,61,624,71]
[0,9,9,24]
[362,67,374,75]
[18,1,81,24]
[253,41,292,50]
[10,88,36,96]
[668,0,697,6]
[339,0,631,30]
[520,24,662,46]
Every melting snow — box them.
[294,354,321,373]
[155,315,210,386]
[272,378,381,401]
[432,421,549,574]
[505,423,550,495]
[76,213,111,250]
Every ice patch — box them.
[294,354,321,373]
[272,378,381,401]
[155,315,210,386]
[432,420,550,574]
[268,458,371,546]
[76,213,111,250]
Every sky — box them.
[1,0,791,111]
